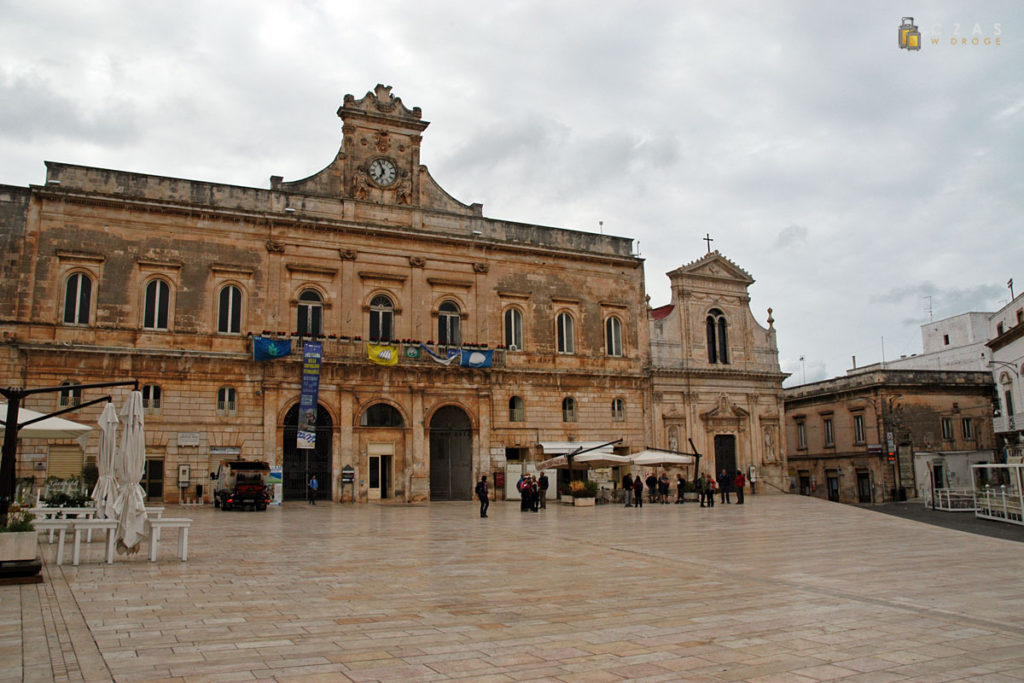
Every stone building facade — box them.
[0,85,651,503]
[648,252,789,493]
[783,370,997,504]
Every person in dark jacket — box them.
[676,474,686,503]
[734,470,746,505]
[623,473,634,507]
[645,473,658,503]
[632,475,644,507]
[475,475,489,517]
[538,472,549,509]
[718,469,731,504]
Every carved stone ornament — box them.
[353,165,370,200]
[409,256,425,268]
[374,131,391,153]
[265,240,285,254]
[396,171,413,206]
[373,84,398,112]
[339,249,357,261]
[473,262,489,274]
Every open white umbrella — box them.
[0,403,92,439]
[113,391,148,554]
[536,452,632,470]
[629,450,696,467]
[91,402,119,519]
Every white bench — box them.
[71,519,119,565]
[32,519,73,565]
[146,517,192,562]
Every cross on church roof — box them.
[703,233,714,253]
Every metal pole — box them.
[0,396,22,522]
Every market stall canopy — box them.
[629,449,696,467]
[538,441,616,456]
[0,403,93,439]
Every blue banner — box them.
[253,336,292,361]
[297,341,322,449]
[461,349,494,368]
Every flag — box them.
[403,345,422,359]
[368,343,399,366]
[253,336,293,361]
[461,349,493,368]
[420,343,459,366]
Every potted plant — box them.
[569,480,598,506]
[0,504,37,562]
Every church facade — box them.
[0,85,788,502]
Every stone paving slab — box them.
[3,494,1024,681]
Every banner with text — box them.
[297,341,322,449]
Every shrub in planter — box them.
[569,480,598,498]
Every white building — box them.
[986,292,1024,460]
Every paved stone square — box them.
[4,494,1024,682]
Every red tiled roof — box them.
[650,304,674,320]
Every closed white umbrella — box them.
[91,402,119,519]
[113,391,148,554]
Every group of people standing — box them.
[621,472,690,507]
[695,469,746,507]
[515,473,549,512]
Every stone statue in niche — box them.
[668,427,678,453]
[353,166,370,200]
[396,171,413,206]
[763,425,776,462]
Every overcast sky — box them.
[2,1,1020,385]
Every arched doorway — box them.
[283,403,333,501]
[429,406,472,500]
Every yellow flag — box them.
[367,343,399,366]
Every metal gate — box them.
[282,403,333,501]
[429,406,472,500]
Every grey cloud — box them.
[775,224,808,248]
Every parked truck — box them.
[211,460,272,511]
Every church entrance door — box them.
[714,434,737,478]
[283,403,333,501]
[429,406,472,501]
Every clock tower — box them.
[338,84,428,206]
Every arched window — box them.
[218,285,242,334]
[706,308,729,364]
[509,396,524,422]
[142,384,162,413]
[562,397,577,422]
[217,387,237,415]
[143,279,170,330]
[438,300,461,347]
[605,316,623,357]
[557,312,575,354]
[63,272,92,325]
[297,289,323,336]
[59,381,81,408]
[360,403,405,427]
[369,295,393,342]
[504,308,523,351]
[611,398,625,421]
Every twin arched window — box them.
[143,279,171,330]
[557,312,575,354]
[297,289,323,336]
[706,308,729,364]
[438,301,461,346]
[504,308,523,351]
[63,273,92,325]
[606,316,623,356]
[369,295,394,342]
[218,285,243,334]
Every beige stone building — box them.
[0,85,650,503]
[1,84,791,503]
[647,252,789,493]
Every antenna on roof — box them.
[923,295,933,321]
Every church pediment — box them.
[339,84,425,125]
[700,395,750,432]
[668,251,754,285]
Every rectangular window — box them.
[823,418,834,447]
[142,384,162,413]
[853,414,865,444]
[142,458,164,500]
[943,334,950,345]
[217,387,237,416]
[961,417,974,440]
[941,416,954,440]
[796,422,807,449]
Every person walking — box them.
[529,475,540,512]
[675,474,686,503]
[718,469,731,504]
[658,472,670,503]
[623,472,634,507]
[518,474,529,512]
[308,475,318,505]
[475,475,490,517]
[538,471,549,509]
[734,469,746,505]
[632,475,644,507]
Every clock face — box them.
[368,158,397,186]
